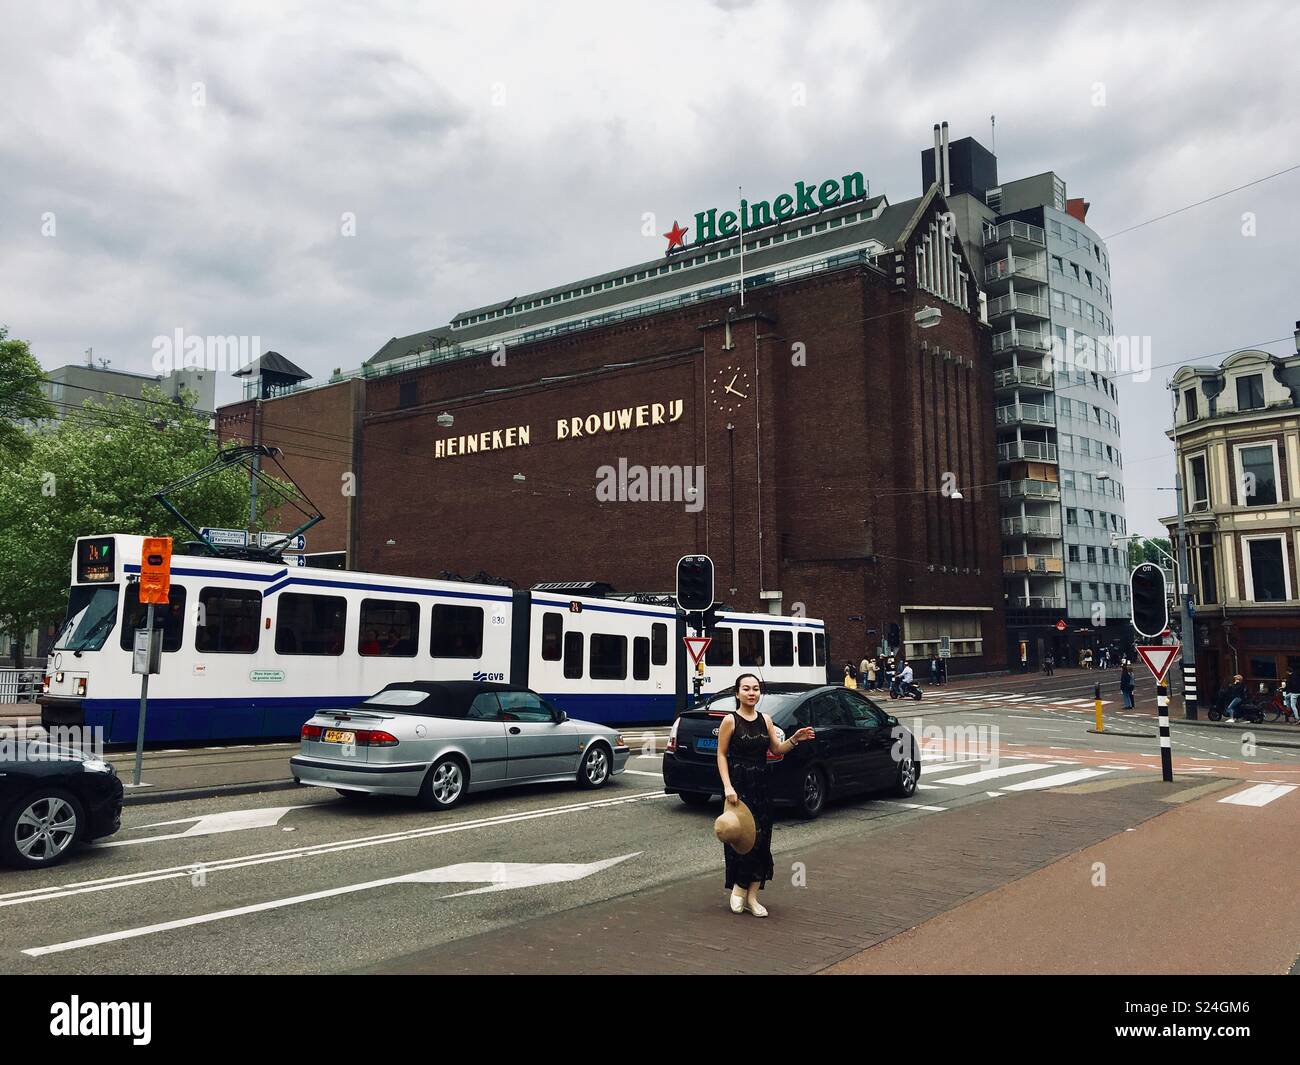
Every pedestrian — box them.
[1285,667,1300,724]
[938,657,947,685]
[1020,643,1028,673]
[1222,674,1247,723]
[715,673,814,916]
[1046,653,1055,676]
[865,657,878,690]
[1120,663,1135,709]
[842,662,858,689]
[929,655,940,685]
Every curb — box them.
[1087,728,1154,739]
[122,779,300,807]
[1173,717,1299,736]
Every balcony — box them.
[999,478,1061,502]
[1010,595,1065,610]
[992,329,1053,355]
[1003,554,1065,575]
[995,402,1055,428]
[993,365,1054,392]
[984,219,1046,250]
[1002,515,1062,538]
[983,254,1046,287]
[997,439,1058,464]
[986,292,1050,322]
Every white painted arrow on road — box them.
[95,806,309,847]
[22,853,641,957]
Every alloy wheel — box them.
[15,796,78,863]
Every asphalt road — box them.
[2,680,1296,975]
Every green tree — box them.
[0,326,56,460]
[0,387,270,665]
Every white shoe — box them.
[729,893,744,914]
[745,899,769,918]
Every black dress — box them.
[723,709,775,891]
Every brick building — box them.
[216,171,1009,673]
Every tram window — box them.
[541,612,563,661]
[633,636,650,680]
[563,632,584,679]
[650,622,667,666]
[814,633,826,667]
[358,599,419,656]
[120,584,187,653]
[275,593,347,656]
[590,634,627,680]
[738,628,765,667]
[770,630,794,667]
[798,631,814,667]
[706,627,734,666]
[430,604,483,658]
[195,588,261,654]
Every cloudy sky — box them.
[3,0,1298,535]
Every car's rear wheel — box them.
[893,755,919,797]
[1,788,84,869]
[678,791,713,807]
[796,766,826,819]
[578,743,611,789]
[419,756,467,810]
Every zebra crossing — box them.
[921,688,1117,712]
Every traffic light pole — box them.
[133,602,155,787]
[1173,469,1198,720]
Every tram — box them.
[38,534,829,742]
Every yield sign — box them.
[1136,643,1180,684]
[684,636,712,664]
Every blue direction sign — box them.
[258,532,306,551]
[293,555,308,567]
[200,527,248,548]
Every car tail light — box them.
[666,718,679,754]
[74,677,87,696]
[301,724,323,741]
[355,729,398,747]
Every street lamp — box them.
[914,306,942,329]
[437,412,454,428]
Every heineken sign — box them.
[665,171,866,251]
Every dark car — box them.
[663,685,919,818]
[0,741,124,868]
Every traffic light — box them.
[1130,563,1168,639]
[676,555,714,612]
[700,606,720,635]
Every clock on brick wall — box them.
[711,365,750,415]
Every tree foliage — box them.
[0,387,270,655]
[0,325,56,461]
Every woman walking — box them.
[1120,663,1135,709]
[842,662,858,689]
[716,674,814,917]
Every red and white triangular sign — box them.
[1136,643,1180,684]
[683,636,712,664]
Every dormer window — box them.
[1236,373,1265,411]
[1184,387,1199,421]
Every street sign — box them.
[676,555,714,612]
[939,635,951,659]
[139,536,172,605]
[1136,643,1180,684]
[200,527,248,548]
[684,636,712,664]
[258,531,306,551]
[293,555,307,567]
[1055,620,1067,632]
[1130,563,1169,638]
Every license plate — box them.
[323,729,355,744]
[695,737,718,752]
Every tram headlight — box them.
[74,677,87,696]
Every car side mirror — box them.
[554,709,568,724]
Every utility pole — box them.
[1169,385,1198,720]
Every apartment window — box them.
[1070,296,1082,316]
[1236,374,1265,411]
[1049,220,1062,239]
[1070,582,1082,597]
[1066,508,1077,526]
[1196,534,1218,605]
[1083,510,1095,527]
[1068,546,1080,563]
[1243,536,1290,602]
[1184,388,1199,421]
[1051,255,1064,275]
[1077,472,1093,493]
[1187,454,1210,511]
[1236,442,1280,506]
[1061,470,1075,489]
[1089,582,1101,600]
[1060,434,1073,452]
[1086,547,1097,564]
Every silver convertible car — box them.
[290,681,630,809]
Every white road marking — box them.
[934,763,1056,786]
[888,802,946,811]
[95,806,309,848]
[1002,769,1111,790]
[1218,783,1297,807]
[23,855,641,956]
[622,769,663,777]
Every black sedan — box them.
[0,742,124,868]
[662,686,919,818]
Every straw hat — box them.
[714,800,756,854]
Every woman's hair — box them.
[733,672,763,699]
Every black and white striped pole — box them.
[1156,680,1173,782]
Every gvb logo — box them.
[472,671,505,682]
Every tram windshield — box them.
[54,585,120,652]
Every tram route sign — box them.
[258,531,306,551]
[201,527,249,548]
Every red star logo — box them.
[664,220,688,251]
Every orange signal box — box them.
[139,536,173,605]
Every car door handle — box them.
[509,726,521,735]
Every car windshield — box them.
[362,689,431,708]
[54,586,120,652]
[701,691,803,721]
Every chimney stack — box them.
[932,124,943,192]
[941,121,951,196]
[1294,320,1299,353]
